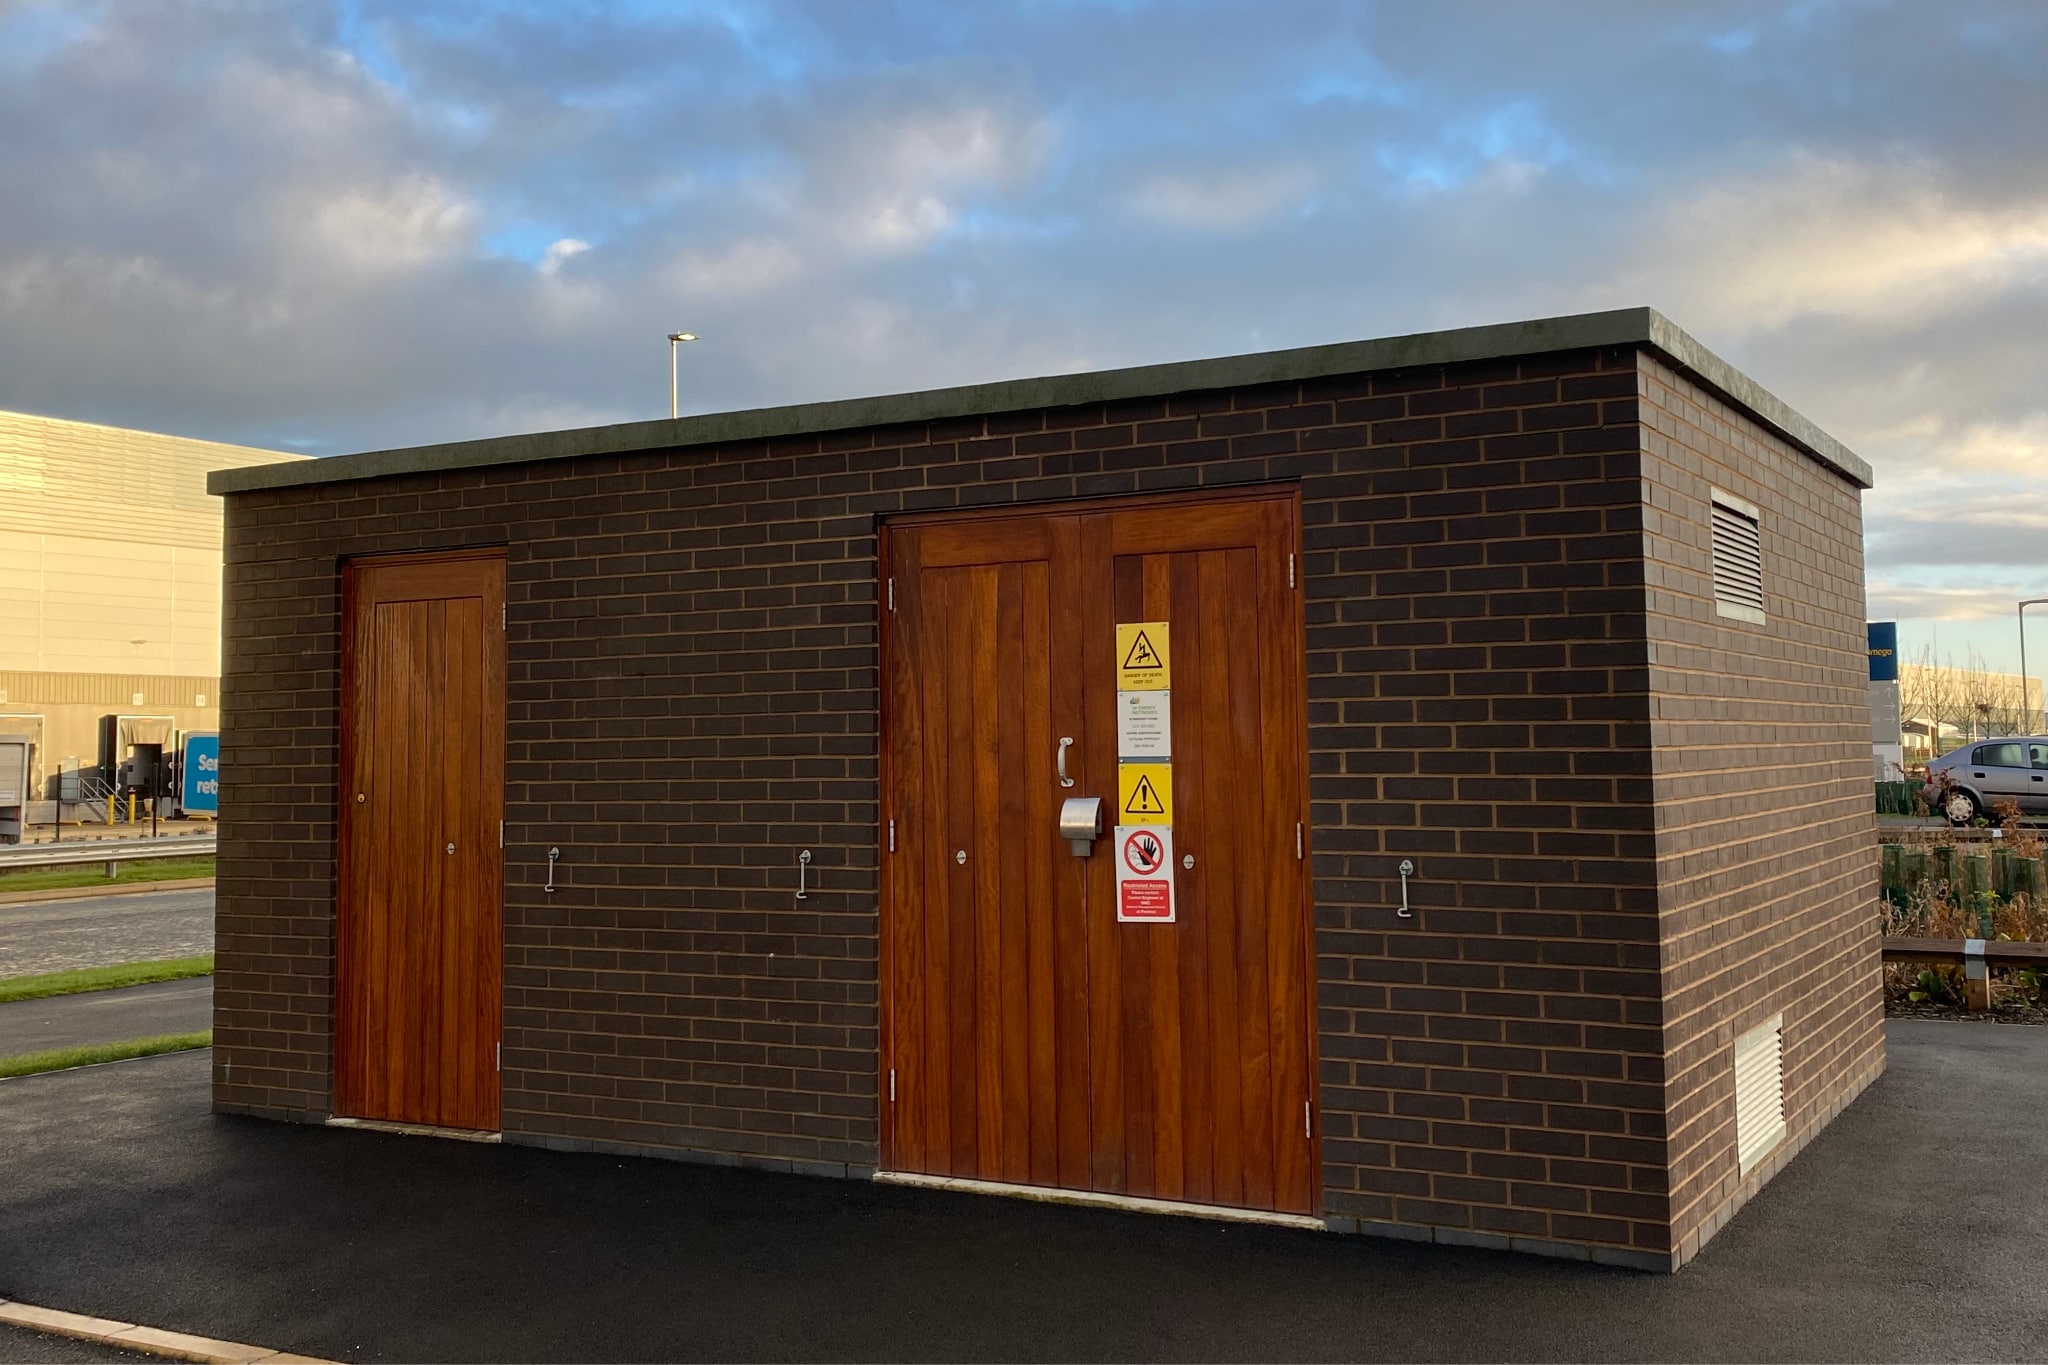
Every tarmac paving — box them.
[0,888,213,978]
[0,1021,2042,1363]
[0,979,212,1057]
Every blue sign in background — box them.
[1868,621,1898,682]
[182,733,220,814]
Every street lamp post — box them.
[2021,598,2048,734]
[668,331,698,419]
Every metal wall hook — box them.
[797,848,812,899]
[1397,859,1414,919]
[545,846,560,894]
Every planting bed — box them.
[1885,995,2048,1025]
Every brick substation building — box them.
[208,308,1880,1271]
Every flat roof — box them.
[209,306,1872,496]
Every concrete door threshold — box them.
[873,1170,1325,1231]
[325,1116,501,1143]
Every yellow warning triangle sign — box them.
[1126,773,1166,816]
[1116,621,1170,689]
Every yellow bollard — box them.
[127,792,136,824]
[107,794,116,825]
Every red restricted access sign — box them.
[1116,824,1175,922]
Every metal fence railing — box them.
[0,834,216,880]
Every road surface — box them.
[0,978,212,1055]
[0,888,213,978]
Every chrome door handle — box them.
[1057,736,1075,788]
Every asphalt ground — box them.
[0,1021,2042,1363]
[0,979,212,1056]
[0,889,213,978]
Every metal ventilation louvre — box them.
[1734,1014,1786,1175]
[1710,488,1765,623]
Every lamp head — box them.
[668,332,697,343]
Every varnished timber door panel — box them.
[883,517,1092,1187]
[338,550,505,1131]
[1081,496,1313,1214]
[881,490,1313,1215]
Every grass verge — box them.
[0,955,214,1004]
[0,855,216,894]
[0,1031,211,1079]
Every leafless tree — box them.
[1897,645,2039,753]
[1898,643,1952,749]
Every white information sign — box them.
[1114,824,1175,922]
[1116,689,1171,760]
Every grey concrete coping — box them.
[208,306,1872,496]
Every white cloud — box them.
[664,237,804,298]
[817,102,1050,254]
[1126,164,1317,230]
[1644,155,2048,333]
[305,174,476,274]
[1867,582,2036,623]
[538,237,590,277]
[1939,415,2048,473]
[872,105,1025,188]
[851,193,955,252]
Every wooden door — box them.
[337,550,505,1131]
[881,490,1314,1215]
[881,516,1094,1188]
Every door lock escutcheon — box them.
[1058,796,1103,857]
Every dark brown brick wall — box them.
[212,339,1871,1266]
[1635,354,1883,1266]
[1296,355,1672,1264]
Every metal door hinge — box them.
[1304,1099,1313,1139]
[1295,823,1303,860]
[889,1068,897,1103]
[499,820,504,849]
[502,602,507,628]
[496,1042,502,1072]
[1288,553,1295,589]
[888,819,896,853]
[887,577,895,613]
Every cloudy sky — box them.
[2,0,2044,668]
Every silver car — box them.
[1926,736,2048,824]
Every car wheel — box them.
[1945,790,1982,826]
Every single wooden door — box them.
[337,550,505,1131]
[881,490,1314,1215]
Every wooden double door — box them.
[336,549,506,1131]
[881,489,1316,1215]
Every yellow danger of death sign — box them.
[1118,762,1173,823]
[1116,622,1170,690]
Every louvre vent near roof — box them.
[1710,488,1764,622]
[1733,1014,1786,1176]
